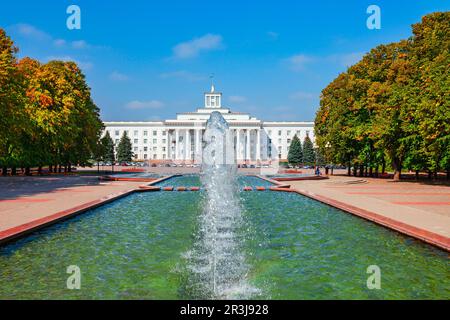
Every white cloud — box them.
[159,70,206,82]
[285,54,314,72]
[172,34,224,59]
[109,71,129,81]
[9,23,51,41]
[284,52,364,72]
[327,52,364,67]
[229,95,247,103]
[290,91,315,100]
[267,31,279,40]
[71,40,89,49]
[53,39,66,47]
[125,100,164,110]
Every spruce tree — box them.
[116,131,133,163]
[302,135,315,165]
[287,135,303,166]
[101,131,115,163]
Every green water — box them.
[0,176,448,299]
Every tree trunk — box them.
[375,165,379,178]
[392,159,402,181]
[38,166,42,175]
[49,165,53,173]
[25,167,31,176]
[347,162,351,176]
[447,170,450,180]
[11,167,17,175]
[381,160,386,174]
[68,162,72,172]
[433,170,438,180]
[428,170,432,180]
[2,167,7,176]
[359,164,364,177]
[369,166,373,177]
[415,170,419,180]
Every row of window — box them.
[111,129,311,137]
[112,130,167,137]
[267,130,310,137]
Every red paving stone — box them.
[0,198,53,203]
[391,202,450,205]
[347,192,450,195]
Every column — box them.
[246,129,251,161]
[175,129,179,160]
[256,129,261,162]
[185,129,190,161]
[236,129,240,162]
[167,130,170,161]
[195,129,201,163]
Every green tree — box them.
[116,132,133,163]
[0,28,26,175]
[287,135,302,166]
[302,136,315,165]
[101,131,115,163]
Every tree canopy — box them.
[314,12,449,180]
[0,28,103,175]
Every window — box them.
[162,139,166,144]
[125,130,129,135]
[134,139,138,144]
[278,130,282,136]
[163,154,166,159]
[287,130,291,136]
[296,130,301,136]
[153,139,157,144]
[278,139,282,144]
[134,147,138,152]
[153,147,157,151]
[115,130,120,136]
[162,131,166,136]
[306,130,310,136]
[162,147,166,152]
[211,96,215,107]
[144,147,148,152]
[206,96,211,106]
[278,146,282,152]
[134,130,138,136]
[144,139,147,144]
[144,154,147,159]
[287,139,291,144]
[153,154,157,159]
[143,131,148,136]
[115,139,119,144]
[153,131,157,136]
[268,130,272,136]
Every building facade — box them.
[104,86,315,163]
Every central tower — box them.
[204,85,222,108]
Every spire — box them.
[210,73,215,93]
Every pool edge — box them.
[0,175,177,245]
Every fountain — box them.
[183,111,259,299]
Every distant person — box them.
[315,166,321,175]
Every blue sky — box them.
[1,0,448,122]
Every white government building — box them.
[103,86,315,164]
